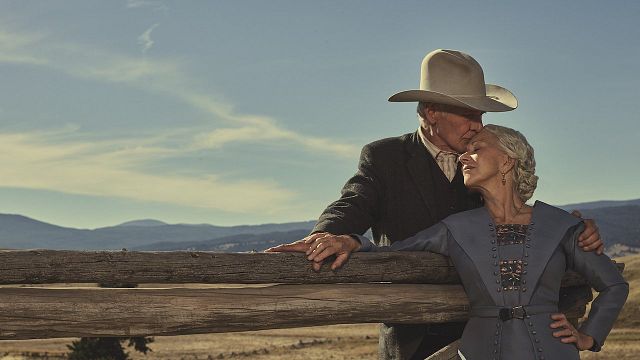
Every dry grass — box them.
[611,254,640,329]
[2,326,639,359]
[0,324,379,360]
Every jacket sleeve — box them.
[562,222,629,352]
[312,143,384,237]
[355,222,450,256]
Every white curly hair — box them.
[482,124,538,202]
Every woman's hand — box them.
[550,313,594,350]
[265,232,361,271]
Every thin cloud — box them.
[0,130,294,214]
[0,26,360,212]
[138,23,159,53]
[0,26,360,158]
[0,30,49,65]
[126,0,168,12]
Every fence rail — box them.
[0,250,610,285]
[0,250,622,340]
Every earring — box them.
[429,125,434,137]
[501,172,506,185]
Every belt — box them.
[470,305,558,321]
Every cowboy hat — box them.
[389,49,518,112]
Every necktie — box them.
[436,151,459,182]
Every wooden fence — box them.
[0,249,617,343]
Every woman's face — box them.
[459,130,510,191]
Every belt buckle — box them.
[512,305,526,319]
[499,306,526,321]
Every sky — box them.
[0,1,638,229]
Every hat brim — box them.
[388,84,518,112]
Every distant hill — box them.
[559,198,640,211]
[132,229,311,252]
[570,205,640,249]
[0,198,637,252]
[117,219,168,227]
[0,214,315,250]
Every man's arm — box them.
[312,142,384,237]
[266,143,385,270]
[571,211,604,254]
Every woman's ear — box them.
[502,156,516,174]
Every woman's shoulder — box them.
[531,201,582,228]
[440,201,582,233]
[440,207,488,232]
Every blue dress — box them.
[356,201,628,360]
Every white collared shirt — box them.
[417,127,459,182]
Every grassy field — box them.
[1,326,638,359]
[1,254,638,359]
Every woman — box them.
[268,125,628,359]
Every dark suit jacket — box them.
[313,131,481,244]
[312,131,482,359]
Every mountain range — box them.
[0,199,638,255]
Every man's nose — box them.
[459,152,471,164]
[470,119,483,131]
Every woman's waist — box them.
[469,304,558,320]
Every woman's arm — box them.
[355,222,450,256]
[559,222,629,351]
[269,222,451,271]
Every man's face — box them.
[424,105,484,153]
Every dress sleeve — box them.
[561,222,629,352]
[354,222,450,256]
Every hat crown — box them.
[420,49,487,97]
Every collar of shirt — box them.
[417,127,460,182]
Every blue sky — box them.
[0,1,638,229]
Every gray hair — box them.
[482,124,538,202]
[417,102,429,120]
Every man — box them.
[269,49,603,359]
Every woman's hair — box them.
[482,124,538,202]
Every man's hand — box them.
[265,232,336,254]
[305,233,361,271]
[571,210,604,255]
[265,232,361,271]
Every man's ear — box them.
[425,106,439,126]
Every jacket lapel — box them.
[520,201,581,304]
[405,131,438,220]
[442,208,504,305]
[443,202,582,306]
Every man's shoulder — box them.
[364,132,416,151]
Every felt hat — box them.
[389,49,518,112]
